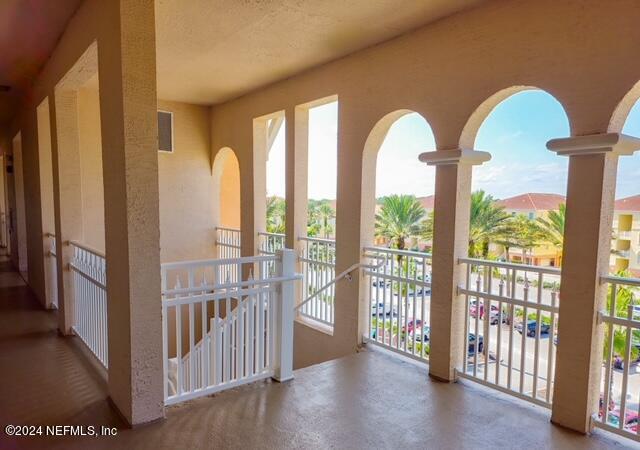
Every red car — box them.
[469,301,501,323]
[402,319,423,335]
[604,410,639,432]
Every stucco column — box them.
[549,133,640,433]
[97,0,163,425]
[50,91,84,335]
[286,106,308,312]
[418,149,490,381]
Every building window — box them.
[158,111,174,153]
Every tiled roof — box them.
[497,193,566,211]
[417,195,435,210]
[615,195,640,212]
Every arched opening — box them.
[599,91,640,423]
[360,110,436,360]
[252,111,286,258]
[295,97,338,327]
[458,87,570,404]
[610,95,640,276]
[470,88,570,266]
[212,147,241,259]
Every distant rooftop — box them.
[497,193,566,211]
[615,195,640,212]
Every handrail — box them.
[298,235,336,245]
[68,240,106,258]
[258,231,285,237]
[601,274,640,287]
[364,245,432,259]
[161,254,275,270]
[215,226,241,232]
[294,254,386,312]
[458,256,561,275]
[162,274,303,296]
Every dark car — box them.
[468,333,484,356]
[411,326,431,342]
[517,320,550,337]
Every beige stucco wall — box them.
[210,0,640,368]
[157,99,216,262]
[77,86,105,252]
[66,89,216,262]
[219,151,241,229]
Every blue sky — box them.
[267,91,640,200]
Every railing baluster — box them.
[456,257,562,410]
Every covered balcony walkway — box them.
[0,264,628,450]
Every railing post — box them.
[418,149,490,381]
[273,248,295,382]
[547,133,640,433]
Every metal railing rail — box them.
[69,241,108,368]
[362,246,432,361]
[593,274,640,441]
[457,257,561,408]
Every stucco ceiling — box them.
[155,0,484,105]
[0,0,484,126]
[0,0,82,126]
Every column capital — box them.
[547,133,640,157]
[418,148,491,166]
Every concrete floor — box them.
[0,262,635,449]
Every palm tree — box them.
[375,195,426,251]
[536,203,565,249]
[266,196,286,234]
[316,202,335,238]
[604,271,639,365]
[502,214,545,262]
[422,190,509,257]
[468,190,510,258]
[307,199,335,238]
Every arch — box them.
[609,80,640,133]
[464,87,570,266]
[212,147,241,230]
[459,86,542,150]
[360,109,435,249]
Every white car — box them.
[371,302,397,316]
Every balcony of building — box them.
[0,267,628,449]
[3,0,640,449]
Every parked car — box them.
[468,333,483,356]
[372,279,391,288]
[516,320,550,337]
[406,286,431,296]
[605,410,639,433]
[402,319,422,335]
[371,302,397,316]
[411,326,431,342]
[599,394,615,418]
[469,301,503,324]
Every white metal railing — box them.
[362,247,432,362]
[70,241,108,368]
[258,231,285,277]
[161,250,300,405]
[298,236,336,326]
[46,233,58,308]
[215,227,241,282]
[458,258,560,408]
[594,274,640,440]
